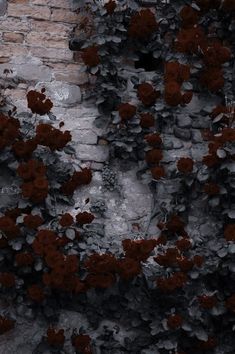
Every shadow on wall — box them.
[0,0,7,16]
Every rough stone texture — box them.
[35,81,82,106]
[173,126,192,141]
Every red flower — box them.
[28,285,44,303]
[24,214,43,229]
[222,0,235,10]
[36,123,71,151]
[85,273,116,289]
[81,46,100,67]
[72,334,92,354]
[0,272,15,288]
[122,239,157,262]
[202,154,220,168]
[15,252,34,266]
[0,316,15,334]
[17,159,46,181]
[118,103,136,121]
[157,272,188,292]
[137,83,159,106]
[12,139,37,159]
[177,157,194,173]
[167,314,183,329]
[46,328,65,348]
[182,91,193,104]
[198,295,218,309]
[145,149,163,164]
[0,216,21,239]
[175,238,191,251]
[144,133,162,146]
[198,337,217,350]
[128,9,158,40]
[165,62,190,84]
[226,294,235,312]
[166,214,185,233]
[84,253,118,274]
[76,212,95,225]
[117,257,141,280]
[221,128,235,143]
[65,255,79,274]
[154,247,181,267]
[224,224,235,242]
[203,41,231,67]
[164,81,182,106]
[193,255,204,267]
[200,67,224,93]
[177,257,194,272]
[151,165,165,179]
[59,213,74,227]
[203,182,220,196]
[175,26,207,54]
[139,113,155,128]
[179,6,199,28]
[27,89,53,116]
[104,0,116,14]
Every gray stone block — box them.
[75,144,109,162]
[173,126,191,141]
[35,81,82,107]
[176,114,192,128]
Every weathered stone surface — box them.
[35,81,81,106]
[0,63,52,82]
[191,116,210,129]
[163,149,191,163]
[191,145,208,160]
[75,144,109,162]
[192,129,203,143]
[176,114,192,128]
[173,126,191,141]
[72,129,98,145]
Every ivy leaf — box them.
[195,328,208,341]
[228,244,235,254]
[217,149,227,159]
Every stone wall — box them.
[0,0,153,246]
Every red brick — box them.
[0,57,10,64]
[29,19,71,35]
[3,32,24,43]
[0,44,28,58]
[8,0,28,3]
[0,18,30,32]
[51,9,78,23]
[54,69,88,85]
[8,4,51,20]
[30,47,73,61]
[26,32,68,48]
[4,88,27,101]
[31,0,71,8]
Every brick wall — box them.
[0,0,90,112]
[0,0,107,162]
